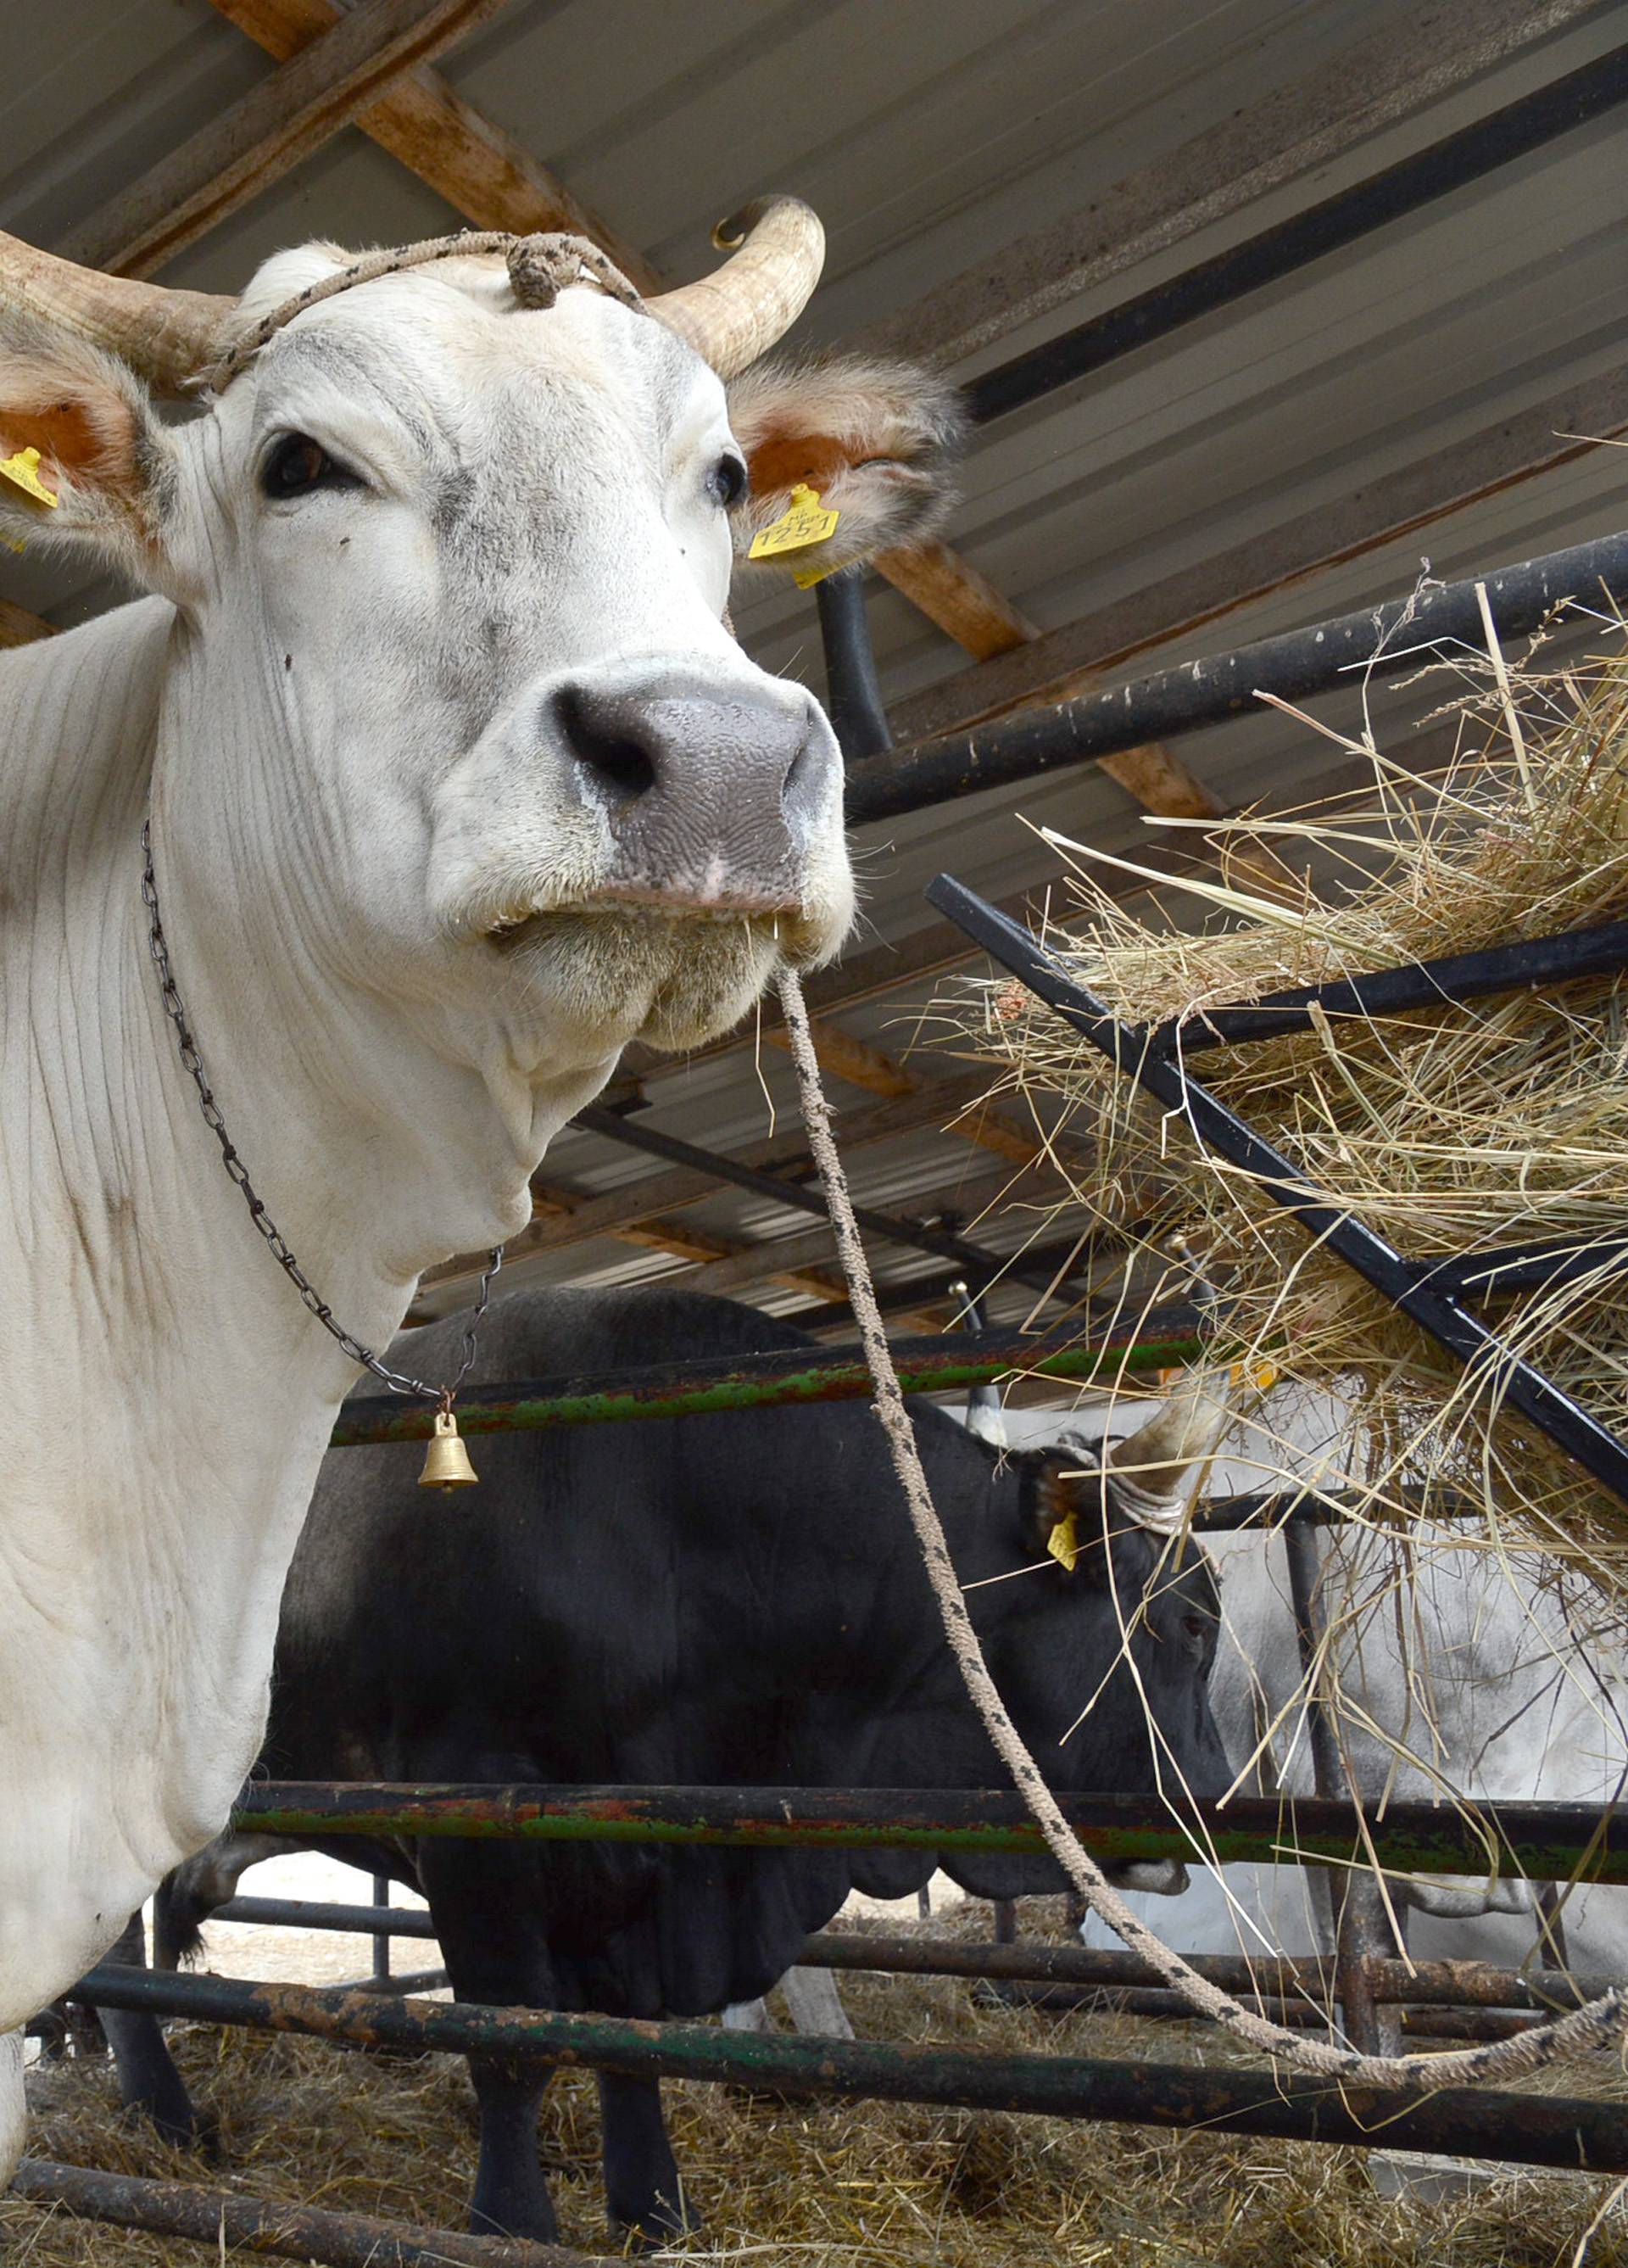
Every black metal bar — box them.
[370,1872,391,1982]
[341,1966,449,1998]
[1147,919,1628,1053]
[571,1103,1071,1301]
[926,875,1628,1510]
[980,1981,1540,2042]
[963,45,1628,426]
[10,2159,599,2268]
[848,530,1628,825]
[217,1896,438,1939]
[1193,1487,1481,1529]
[815,565,892,761]
[330,1318,1201,1446]
[1429,1234,1628,1299]
[64,1967,1628,2173]
[227,1781,1628,1881]
[799,1934,1628,2014]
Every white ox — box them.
[0,202,953,2176]
[1079,1505,1628,1984]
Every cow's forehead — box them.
[229,253,722,459]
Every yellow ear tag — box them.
[0,447,58,509]
[1229,1357,1279,1394]
[749,482,839,562]
[1045,1508,1079,1574]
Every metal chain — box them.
[140,820,501,1409]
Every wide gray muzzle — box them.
[549,662,839,914]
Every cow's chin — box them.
[503,904,789,1052]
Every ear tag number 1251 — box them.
[749,482,839,563]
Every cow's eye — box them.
[707,454,748,509]
[1182,1612,1213,1645]
[261,433,360,500]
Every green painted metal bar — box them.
[68,1967,1628,2172]
[329,1323,1202,1446]
[229,1783,1628,1882]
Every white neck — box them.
[0,600,601,2029]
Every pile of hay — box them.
[962,639,1628,1584]
[9,1919,1628,2266]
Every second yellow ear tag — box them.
[0,447,58,508]
[1045,1509,1079,1574]
[749,482,839,561]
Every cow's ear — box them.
[0,328,182,589]
[724,352,967,577]
[1016,1450,1118,1587]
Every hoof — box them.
[469,2199,561,2248]
[615,2192,701,2251]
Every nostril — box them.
[556,685,659,804]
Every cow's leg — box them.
[598,2071,696,2247]
[780,1964,853,2040]
[416,1845,560,2245]
[721,1997,772,2033]
[98,1912,201,2147]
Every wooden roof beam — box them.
[206,0,656,284]
[0,601,57,647]
[64,0,517,277]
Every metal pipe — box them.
[963,45,1628,426]
[979,1982,1540,2042]
[343,1966,448,1998]
[371,1872,391,1983]
[217,1896,438,1939]
[571,1103,1079,1304]
[1147,917,1628,1054]
[815,565,892,760]
[227,1782,1628,1881]
[330,1321,1202,1446]
[198,1913,1625,2019]
[10,2159,603,2268]
[67,1967,1628,2173]
[800,1933,1628,2012]
[850,529,1628,826]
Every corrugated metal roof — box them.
[4,0,1625,1345]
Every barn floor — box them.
[8,1901,1628,2268]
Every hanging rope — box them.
[778,963,1628,2090]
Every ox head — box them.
[920,1382,1235,1903]
[0,206,951,1087]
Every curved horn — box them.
[1107,1371,1234,1534]
[647,196,824,379]
[0,232,236,394]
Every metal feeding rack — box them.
[928,874,1628,1512]
[928,871,1628,2055]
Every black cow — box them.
[109,1287,1228,2246]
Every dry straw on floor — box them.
[8,1919,1628,2267]
[960,630,1628,1597]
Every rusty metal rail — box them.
[228,1781,1628,1882]
[65,1966,1628,2174]
[197,1905,1628,2024]
[11,2159,602,2267]
[328,1321,1199,1446]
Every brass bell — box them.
[419,1407,478,1491]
